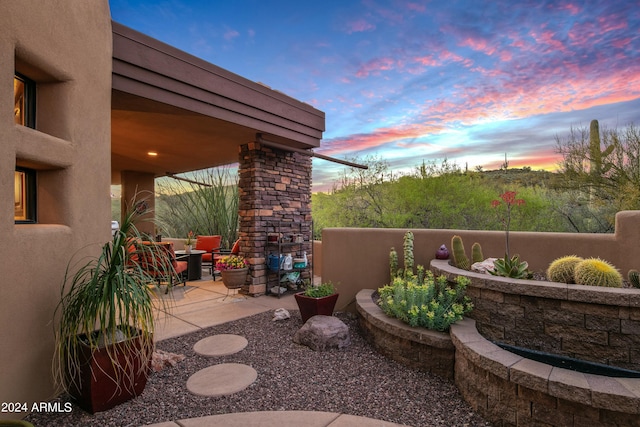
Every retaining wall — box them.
[356,289,640,427]
[431,259,640,372]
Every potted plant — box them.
[53,205,169,413]
[216,255,248,290]
[294,282,339,323]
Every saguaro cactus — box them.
[403,231,414,276]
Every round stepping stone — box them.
[193,334,248,357]
[187,363,257,397]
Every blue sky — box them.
[109,0,640,191]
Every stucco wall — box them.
[0,1,112,418]
[321,211,640,312]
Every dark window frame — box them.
[14,73,36,128]
[14,167,37,224]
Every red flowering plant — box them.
[491,191,525,257]
[490,191,532,279]
[216,255,248,271]
[185,230,195,246]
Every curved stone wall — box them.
[431,259,640,372]
[356,289,640,426]
[451,318,640,426]
[355,289,455,379]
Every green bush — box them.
[378,271,473,331]
[546,255,583,283]
[304,282,336,298]
[574,258,623,288]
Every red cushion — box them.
[195,235,221,252]
[231,239,240,254]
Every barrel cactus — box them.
[451,235,470,270]
[574,258,623,288]
[628,270,640,289]
[546,255,584,284]
[471,242,484,264]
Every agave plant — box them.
[489,253,533,279]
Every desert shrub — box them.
[378,270,473,331]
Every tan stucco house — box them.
[1,1,324,417]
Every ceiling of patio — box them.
[111,21,325,185]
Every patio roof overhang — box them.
[110,21,325,184]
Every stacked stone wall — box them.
[431,259,640,372]
[238,142,312,295]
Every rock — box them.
[272,308,291,321]
[293,315,351,351]
[471,258,498,274]
[151,350,185,372]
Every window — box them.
[14,73,36,128]
[14,167,36,223]
[14,74,37,223]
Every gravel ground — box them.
[26,311,492,427]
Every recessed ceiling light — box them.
[147,151,158,157]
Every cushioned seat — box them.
[195,235,222,275]
[138,241,187,293]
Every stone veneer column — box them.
[238,141,312,295]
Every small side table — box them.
[175,249,206,281]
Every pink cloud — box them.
[223,28,239,40]
[346,19,375,34]
[355,57,395,78]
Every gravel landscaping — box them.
[26,310,492,427]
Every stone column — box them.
[238,141,312,295]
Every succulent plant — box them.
[389,247,398,281]
[489,253,533,279]
[471,242,484,264]
[451,235,470,270]
[403,231,414,276]
[546,255,584,284]
[574,258,623,288]
[628,269,640,289]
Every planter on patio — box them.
[221,268,248,290]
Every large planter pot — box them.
[68,327,152,413]
[220,268,248,289]
[294,292,340,323]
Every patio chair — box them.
[195,235,222,276]
[138,241,187,293]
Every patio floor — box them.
[151,270,302,342]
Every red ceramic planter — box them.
[294,292,339,323]
[68,328,152,413]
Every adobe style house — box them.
[1,0,324,417]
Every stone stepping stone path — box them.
[187,334,256,397]
[193,334,248,357]
[186,363,257,397]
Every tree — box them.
[555,120,640,231]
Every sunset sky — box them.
[109,0,640,191]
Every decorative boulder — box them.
[472,258,498,274]
[293,315,351,351]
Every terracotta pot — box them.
[294,292,340,323]
[221,268,248,289]
[67,327,152,413]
